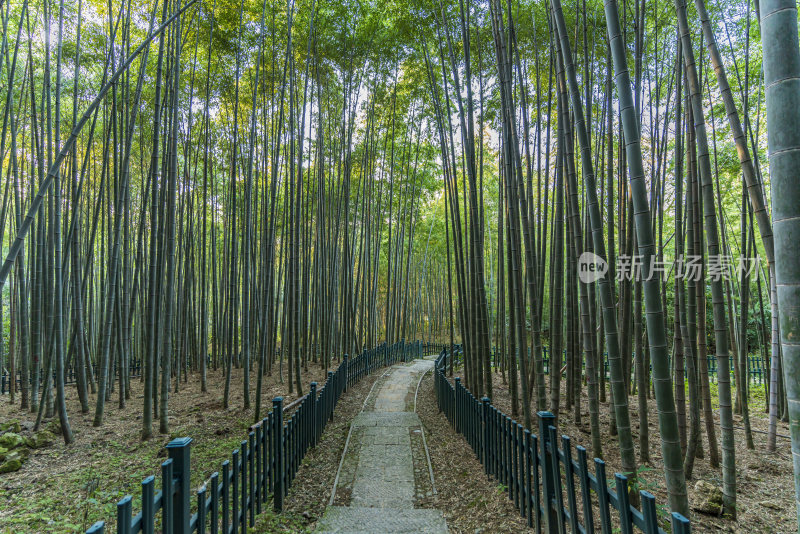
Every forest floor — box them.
[416,372,532,533]
[0,360,345,533]
[252,365,385,533]
[429,367,794,533]
[1,360,792,533]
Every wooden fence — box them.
[435,346,692,534]
[85,339,443,534]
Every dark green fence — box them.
[1,359,143,395]
[85,339,442,534]
[528,347,767,385]
[434,347,692,534]
[705,354,767,384]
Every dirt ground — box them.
[2,357,792,533]
[0,360,340,533]
[416,372,532,533]
[251,367,386,532]
[436,368,795,533]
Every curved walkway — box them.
[315,357,447,533]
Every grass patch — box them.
[707,381,767,411]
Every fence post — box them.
[142,476,155,534]
[327,372,334,420]
[537,411,558,534]
[343,355,349,393]
[616,473,633,534]
[166,437,193,534]
[671,512,691,534]
[310,382,318,447]
[482,397,491,476]
[117,495,132,534]
[273,397,284,512]
[454,378,461,433]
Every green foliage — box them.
[248,507,311,533]
[0,412,270,532]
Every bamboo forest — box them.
[1,0,800,531]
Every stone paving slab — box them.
[351,412,420,427]
[316,506,448,533]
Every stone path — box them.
[316,358,448,534]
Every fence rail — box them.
[509,347,767,385]
[434,346,692,534]
[4,344,764,397]
[1,359,143,395]
[85,339,443,534]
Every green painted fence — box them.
[434,346,692,534]
[85,339,444,534]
